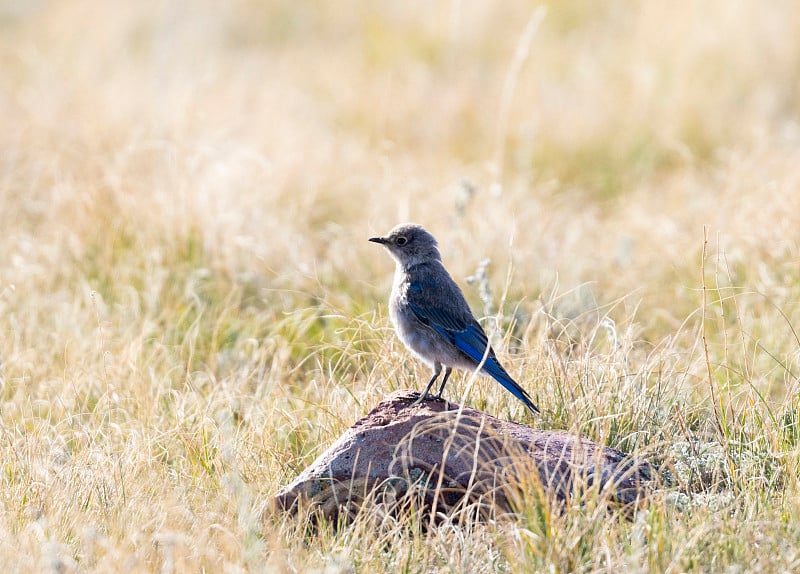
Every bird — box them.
[369,223,539,414]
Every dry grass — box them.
[1,0,800,571]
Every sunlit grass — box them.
[1,0,799,571]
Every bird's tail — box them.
[482,360,540,414]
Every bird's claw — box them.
[412,392,445,406]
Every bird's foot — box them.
[411,391,445,406]
[411,392,429,406]
[411,391,447,407]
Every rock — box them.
[274,390,655,523]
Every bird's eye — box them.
[395,236,408,246]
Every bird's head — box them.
[369,223,441,267]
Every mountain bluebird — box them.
[369,223,539,414]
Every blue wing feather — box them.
[407,291,539,414]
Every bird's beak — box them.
[369,236,388,244]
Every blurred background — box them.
[3,0,799,296]
[1,1,800,569]
[3,0,799,292]
[2,0,799,388]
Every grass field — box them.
[1,0,800,571]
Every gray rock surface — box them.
[274,390,655,522]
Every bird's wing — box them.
[405,274,474,338]
[405,274,540,414]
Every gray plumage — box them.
[369,223,539,414]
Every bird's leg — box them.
[412,364,442,405]
[434,367,453,399]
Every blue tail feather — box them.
[452,327,540,414]
[409,302,539,414]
